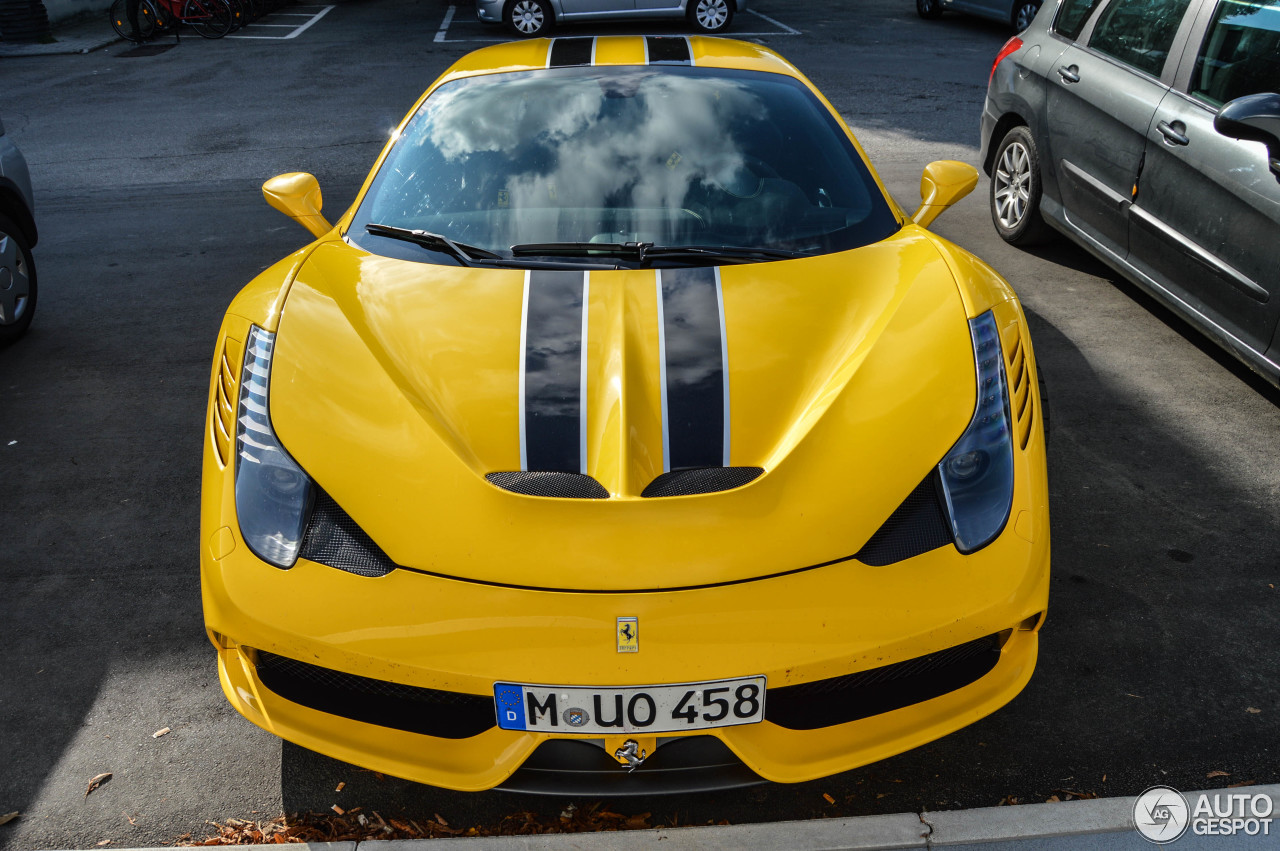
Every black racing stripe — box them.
[661,267,725,470]
[549,37,594,68]
[524,270,584,473]
[646,36,691,65]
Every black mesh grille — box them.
[641,467,764,498]
[254,651,495,739]
[486,471,609,499]
[765,633,1004,730]
[299,489,397,577]
[854,471,954,566]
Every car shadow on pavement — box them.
[278,304,1280,834]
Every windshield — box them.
[349,65,899,267]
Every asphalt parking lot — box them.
[1,1,1278,848]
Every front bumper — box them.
[205,527,1047,791]
[475,0,503,23]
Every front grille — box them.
[254,651,495,739]
[299,489,397,577]
[765,633,1004,730]
[855,471,954,566]
[641,467,764,498]
[486,471,609,499]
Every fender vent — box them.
[486,471,609,499]
[210,335,243,468]
[641,467,764,498]
[1006,328,1035,450]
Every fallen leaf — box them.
[1229,780,1257,788]
[0,813,18,826]
[96,842,112,847]
[1207,770,1230,778]
[822,793,835,804]
[330,805,344,816]
[1102,775,1107,782]
[1246,707,1262,714]
[152,727,171,739]
[1046,795,1060,803]
[435,813,449,827]
[335,781,345,792]
[86,773,112,797]
[1125,693,1144,699]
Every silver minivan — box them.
[981,0,1280,387]
[477,0,746,37]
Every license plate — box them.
[494,676,766,734]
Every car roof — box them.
[434,35,805,85]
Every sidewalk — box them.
[0,11,121,57]
[54,784,1280,850]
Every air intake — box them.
[299,489,397,577]
[641,467,764,498]
[486,471,610,499]
[855,472,954,566]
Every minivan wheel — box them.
[1011,0,1040,30]
[916,0,943,19]
[505,0,551,36]
[0,214,37,345]
[990,125,1051,246]
[689,0,733,33]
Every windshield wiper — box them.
[508,241,805,265]
[365,223,503,267]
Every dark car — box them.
[0,113,37,345]
[917,0,1045,31]
[981,0,1280,387]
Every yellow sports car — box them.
[201,35,1049,793]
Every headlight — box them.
[938,310,1014,553]
[234,326,314,568]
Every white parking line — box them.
[228,4,335,39]
[433,5,800,43]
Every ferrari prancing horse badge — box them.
[617,617,638,653]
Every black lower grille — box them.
[254,651,495,739]
[499,736,763,796]
[486,471,609,499]
[641,466,764,498]
[855,471,954,566]
[765,633,1004,730]
[299,489,396,577]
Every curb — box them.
[64,784,1280,850]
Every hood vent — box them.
[1006,329,1035,450]
[641,467,764,498]
[486,471,610,499]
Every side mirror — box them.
[912,160,980,229]
[262,172,332,238]
[1214,92,1280,176]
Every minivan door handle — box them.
[1158,120,1190,146]
[1058,65,1081,83]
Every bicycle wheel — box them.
[145,0,173,35]
[184,0,232,37]
[223,0,244,30]
[110,0,156,40]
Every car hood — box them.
[269,230,976,590]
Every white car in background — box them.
[476,0,745,37]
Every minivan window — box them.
[1089,0,1193,77]
[1055,0,1105,40]
[1190,0,1280,107]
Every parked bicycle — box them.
[110,0,234,40]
